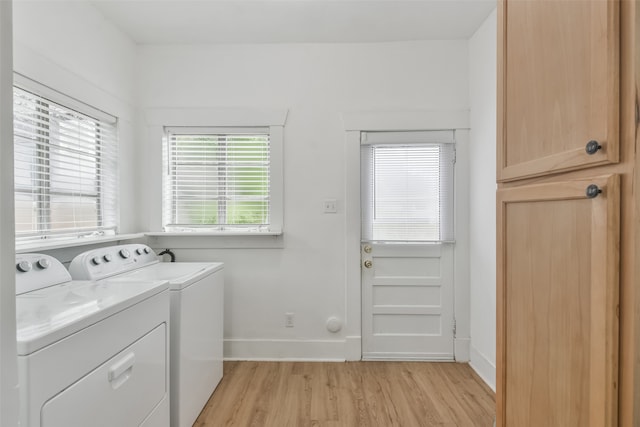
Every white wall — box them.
[6,2,496,368]
[12,1,140,236]
[138,41,470,359]
[0,1,19,425]
[468,9,497,390]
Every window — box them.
[13,83,118,243]
[163,127,280,232]
[361,130,455,242]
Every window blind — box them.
[13,86,118,243]
[163,128,271,231]
[361,130,455,242]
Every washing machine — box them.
[15,253,170,427]
[69,244,224,427]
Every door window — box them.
[360,130,455,242]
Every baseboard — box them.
[469,345,496,391]
[345,336,361,361]
[454,337,471,362]
[223,338,346,361]
[362,352,453,361]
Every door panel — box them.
[497,175,619,427]
[362,243,454,360]
[497,0,619,181]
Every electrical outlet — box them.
[285,312,295,328]
[323,199,337,214]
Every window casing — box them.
[361,130,455,242]
[13,83,118,243]
[163,127,279,232]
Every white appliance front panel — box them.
[18,290,170,427]
[172,270,224,427]
[42,324,166,427]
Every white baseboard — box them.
[223,338,346,361]
[345,336,361,361]
[454,337,471,362]
[469,345,496,391]
[362,353,453,361]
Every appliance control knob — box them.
[37,258,51,269]
[103,254,113,263]
[144,247,150,254]
[119,249,131,259]
[91,256,102,266]
[136,248,144,255]
[16,261,32,273]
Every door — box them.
[498,0,619,181]
[361,242,454,360]
[497,175,619,427]
[360,130,456,360]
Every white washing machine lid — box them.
[16,278,169,356]
[109,262,224,290]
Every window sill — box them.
[15,233,145,254]
[145,230,282,237]
[145,230,284,249]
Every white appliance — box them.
[15,253,170,427]
[69,244,224,427]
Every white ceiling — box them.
[88,0,497,45]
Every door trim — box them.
[343,110,471,362]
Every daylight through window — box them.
[361,130,455,242]
[13,86,118,243]
[163,128,271,232]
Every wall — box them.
[137,41,470,359]
[12,1,140,236]
[5,7,140,419]
[0,1,19,424]
[468,9,497,390]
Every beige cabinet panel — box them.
[497,175,619,426]
[497,0,619,181]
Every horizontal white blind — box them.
[13,86,118,243]
[164,129,271,231]
[361,130,455,242]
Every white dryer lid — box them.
[108,262,224,290]
[16,278,169,356]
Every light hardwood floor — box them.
[194,361,495,427]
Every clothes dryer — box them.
[69,244,224,427]
[15,253,170,427]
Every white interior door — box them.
[361,242,454,360]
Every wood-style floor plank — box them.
[194,361,495,427]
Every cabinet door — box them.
[497,175,619,427]
[497,0,619,182]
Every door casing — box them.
[342,111,471,362]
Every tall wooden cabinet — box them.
[496,1,639,426]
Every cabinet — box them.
[497,0,619,181]
[496,0,639,426]
[497,176,619,426]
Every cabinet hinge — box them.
[453,147,457,164]
[453,318,457,337]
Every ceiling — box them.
[88,0,497,45]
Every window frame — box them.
[13,74,119,243]
[163,126,277,232]
[145,108,287,237]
